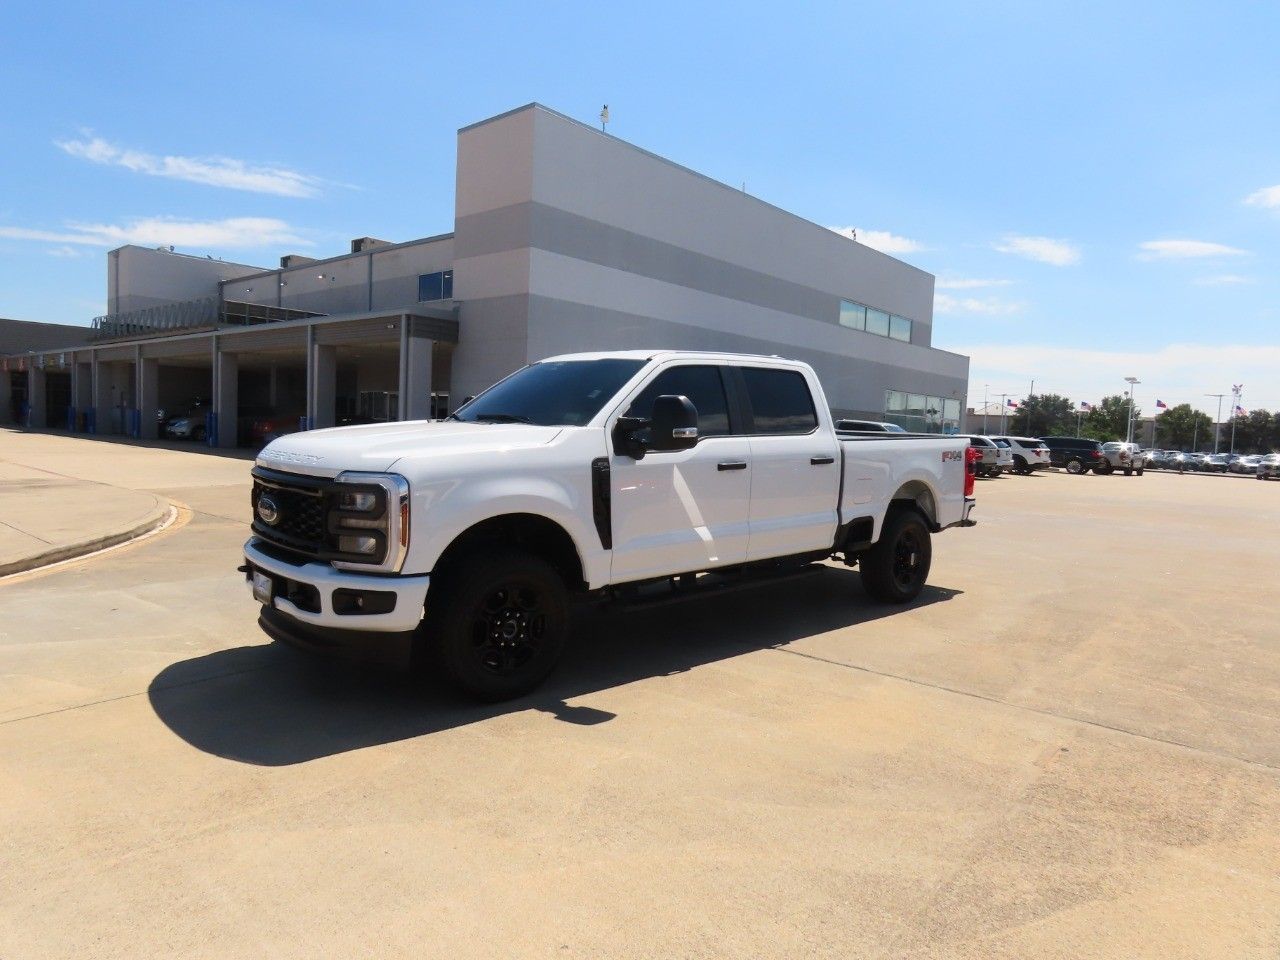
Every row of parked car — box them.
[839,420,1280,480]
[1144,450,1280,476]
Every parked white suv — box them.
[243,351,978,699]
[990,436,1051,474]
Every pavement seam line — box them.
[773,647,1280,774]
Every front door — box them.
[609,363,751,583]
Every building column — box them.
[136,348,159,440]
[91,357,113,434]
[214,347,238,449]
[0,368,12,425]
[28,364,48,429]
[399,326,434,421]
[73,361,92,431]
[309,334,337,430]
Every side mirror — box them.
[611,395,700,459]
[649,395,699,452]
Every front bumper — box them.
[243,537,429,633]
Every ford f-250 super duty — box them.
[242,351,977,700]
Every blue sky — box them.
[2,1,1277,414]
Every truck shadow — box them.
[147,567,962,766]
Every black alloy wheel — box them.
[423,549,569,701]
[861,509,932,604]
[471,582,548,677]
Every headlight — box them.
[329,472,410,572]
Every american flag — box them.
[1155,399,1167,409]
[1236,405,1248,417]
[1080,401,1093,411]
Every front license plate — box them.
[252,570,274,604]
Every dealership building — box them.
[0,103,969,444]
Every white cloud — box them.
[46,245,84,258]
[1137,239,1248,260]
[1193,274,1252,286]
[1244,184,1280,209]
[992,235,1080,266]
[0,217,312,250]
[828,226,924,254]
[56,135,328,198]
[934,293,1026,317]
[952,341,1280,413]
[936,277,1015,290]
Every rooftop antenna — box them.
[599,104,609,131]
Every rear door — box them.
[736,365,840,560]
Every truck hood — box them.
[255,420,564,477]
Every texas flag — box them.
[1080,401,1093,411]
[1007,398,1019,408]
[1155,399,1167,409]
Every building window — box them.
[866,308,891,337]
[418,269,454,302]
[839,300,866,330]
[837,299,912,343]
[884,389,960,434]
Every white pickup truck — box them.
[243,350,977,699]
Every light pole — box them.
[983,384,989,434]
[1124,377,1140,444]
[1205,393,1225,453]
[1230,384,1243,455]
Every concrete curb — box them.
[0,499,175,578]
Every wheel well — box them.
[890,480,938,530]
[433,513,586,590]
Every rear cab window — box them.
[739,367,818,434]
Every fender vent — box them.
[591,458,612,549]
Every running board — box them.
[605,563,826,612]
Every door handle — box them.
[810,456,835,465]
[717,461,748,471]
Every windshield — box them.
[452,359,646,426]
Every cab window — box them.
[740,367,819,434]
[625,365,731,436]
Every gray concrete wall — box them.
[0,319,91,355]
[450,104,968,413]
[109,246,264,315]
[222,236,454,317]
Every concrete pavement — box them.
[0,435,1277,959]
[0,430,180,575]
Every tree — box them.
[1222,409,1272,453]
[1156,403,1213,451]
[1017,393,1075,437]
[1084,394,1141,442]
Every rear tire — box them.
[1136,468,1144,476]
[421,549,569,701]
[1066,459,1084,475]
[861,509,932,604]
[1124,468,1133,476]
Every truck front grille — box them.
[251,468,332,560]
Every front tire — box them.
[1066,459,1084,474]
[422,549,569,701]
[1124,468,1133,476]
[1136,468,1144,476]
[861,509,932,604]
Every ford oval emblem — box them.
[257,495,280,526]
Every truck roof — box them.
[539,349,796,364]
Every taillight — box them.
[964,446,980,497]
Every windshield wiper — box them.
[469,413,535,424]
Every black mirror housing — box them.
[649,395,699,452]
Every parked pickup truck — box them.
[242,351,977,700]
